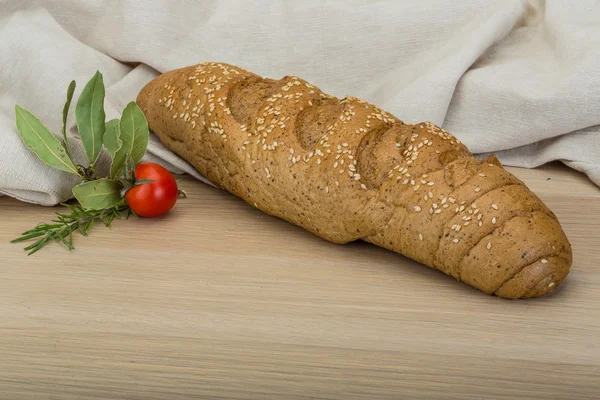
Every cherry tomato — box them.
[125,163,178,217]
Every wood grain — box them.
[1,163,599,400]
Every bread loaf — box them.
[137,62,572,298]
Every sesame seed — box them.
[486,242,492,250]
[471,204,477,209]
[435,209,441,214]
[419,233,423,241]
[428,191,433,198]
[360,184,367,190]
[325,186,329,193]
[492,217,497,224]
[548,282,555,288]
[413,185,421,191]
[474,187,481,192]
[492,204,498,210]
[414,206,422,212]
[441,198,447,205]
[453,239,459,243]
[459,206,465,212]
[479,173,486,177]
[541,259,548,264]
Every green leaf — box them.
[15,105,80,176]
[104,119,124,177]
[118,101,149,164]
[76,71,106,165]
[61,80,76,156]
[72,178,123,211]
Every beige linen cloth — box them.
[1,0,599,206]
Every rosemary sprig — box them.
[11,203,130,255]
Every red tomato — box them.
[125,163,178,217]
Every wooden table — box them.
[1,164,599,400]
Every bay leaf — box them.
[76,71,106,165]
[104,119,124,178]
[72,178,123,210]
[119,102,149,165]
[15,105,80,176]
[61,80,76,151]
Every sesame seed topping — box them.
[492,217,497,224]
[414,206,422,212]
[453,239,459,243]
[474,187,481,192]
[548,282,555,288]
[492,204,498,210]
[419,233,423,241]
[541,259,548,264]
[360,184,367,190]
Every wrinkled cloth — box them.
[1,0,598,205]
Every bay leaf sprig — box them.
[12,71,152,254]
